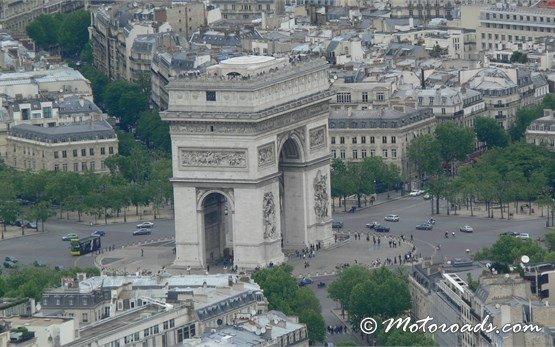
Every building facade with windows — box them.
[477,6,555,52]
[526,109,555,151]
[328,107,435,178]
[5,120,117,173]
[330,81,396,111]
[211,0,282,24]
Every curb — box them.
[333,196,405,214]
[94,236,175,269]
[0,228,50,242]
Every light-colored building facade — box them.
[5,316,76,347]
[389,0,455,20]
[166,1,206,40]
[5,120,118,173]
[211,0,283,24]
[161,56,334,270]
[526,109,555,151]
[477,6,555,52]
[328,107,436,178]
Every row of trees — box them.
[328,266,434,346]
[0,151,173,236]
[474,233,555,268]
[0,266,100,301]
[26,10,90,57]
[509,94,555,142]
[331,157,402,210]
[252,265,326,344]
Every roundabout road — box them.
[331,196,549,260]
[0,218,175,269]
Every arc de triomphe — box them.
[161,56,334,270]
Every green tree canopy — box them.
[474,116,508,149]
[435,122,475,170]
[510,51,528,64]
[252,265,326,344]
[407,134,441,179]
[57,10,91,57]
[26,14,63,49]
[474,235,548,264]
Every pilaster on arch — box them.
[196,188,235,212]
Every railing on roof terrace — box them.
[171,57,328,87]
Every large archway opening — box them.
[279,138,306,249]
[202,192,233,266]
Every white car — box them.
[459,225,474,233]
[409,191,421,196]
[516,233,530,239]
[384,214,400,222]
[366,221,380,229]
[137,222,154,228]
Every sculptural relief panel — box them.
[257,143,276,168]
[309,125,327,151]
[179,148,248,169]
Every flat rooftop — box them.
[7,316,72,327]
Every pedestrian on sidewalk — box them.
[141,249,144,257]
[410,234,413,242]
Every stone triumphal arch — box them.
[161,56,334,269]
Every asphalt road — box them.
[1,196,549,270]
[0,218,175,269]
[331,196,549,261]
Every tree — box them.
[253,265,326,344]
[435,122,475,175]
[378,328,435,346]
[103,80,142,119]
[407,134,441,180]
[328,265,371,315]
[509,94,555,142]
[26,201,54,232]
[80,66,109,105]
[136,111,171,153]
[118,91,149,130]
[0,173,20,238]
[26,14,62,50]
[348,267,411,326]
[474,116,508,149]
[430,44,442,58]
[57,10,91,57]
[331,159,356,211]
[474,235,547,264]
[546,232,555,252]
[510,51,528,64]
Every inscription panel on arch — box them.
[179,148,248,170]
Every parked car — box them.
[62,233,78,241]
[459,225,474,233]
[133,228,152,236]
[137,222,154,229]
[25,222,37,229]
[14,220,23,227]
[374,225,390,233]
[409,190,423,196]
[91,230,106,237]
[332,220,343,229]
[298,277,313,286]
[516,233,530,239]
[33,260,46,267]
[4,256,17,263]
[3,261,15,269]
[384,214,399,222]
[415,223,433,230]
[423,193,432,200]
[366,221,380,229]
[54,265,65,271]
[450,258,473,267]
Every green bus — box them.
[70,236,101,256]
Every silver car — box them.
[384,214,399,222]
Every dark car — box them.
[298,277,313,286]
[25,222,37,229]
[332,220,343,229]
[33,260,46,267]
[91,230,106,237]
[133,228,152,236]
[416,223,433,230]
[3,261,15,269]
[4,256,18,263]
[375,225,390,233]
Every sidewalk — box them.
[0,226,44,241]
[332,190,404,215]
[431,201,546,221]
[94,232,417,279]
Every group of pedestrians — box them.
[327,325,348,334]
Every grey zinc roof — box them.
[9,120,116,143]
[57,96,102,115]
